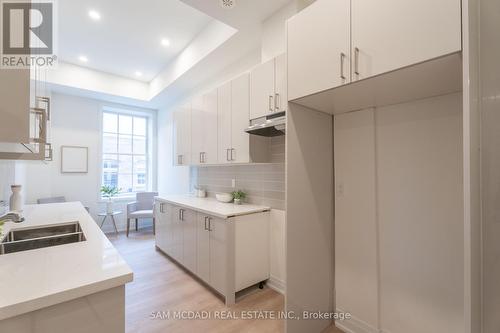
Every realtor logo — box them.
[1,0,57,68]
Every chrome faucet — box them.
[0,212,24,223]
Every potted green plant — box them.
[232,190,246,205]
[101,185,121,214]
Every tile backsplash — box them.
[190,136,285,210]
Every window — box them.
[101,111,150,197]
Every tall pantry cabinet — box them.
[286,0,467,333]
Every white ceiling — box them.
[180,0,292,29]
[58,0,213,82]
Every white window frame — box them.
[99,107,155,200]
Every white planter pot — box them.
[106,200,114,214]
[234,198,242,205]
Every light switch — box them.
[231,179,236,188]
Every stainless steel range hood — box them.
[245,111,286,137]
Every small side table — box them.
[98,211,122,236]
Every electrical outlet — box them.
[231,179,236,188]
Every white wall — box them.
[16,93,157,233]
[269,209,286,293]
[334,93,464,333]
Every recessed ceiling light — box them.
[161,38,170,47]
[135,71,143,77]
[79,56,88,63]
[88,10,101,20]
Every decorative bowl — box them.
[216,193,233,203]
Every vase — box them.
[234,198,242,205]
[9,185,23,212]
[106,199,114,214]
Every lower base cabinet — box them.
[196,214,211,283]
[155,199,270,305]
[205,215,227,295]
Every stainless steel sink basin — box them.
[0,222,86,255]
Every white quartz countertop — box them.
[0,202,133,321]
[155,195,270,219]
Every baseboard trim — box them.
[266,276,285,294]
[335,308,379,333]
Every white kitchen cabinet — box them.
[171,206,184,263]
[173,102,191,166]
[287,0,350,100]
[351,0,461,80]
[190,95,204,166]
[191,89,218,165]
[196,212,226,292]
[196,214,211,283]
[287,0,461,101]
[274,54,287,113]
[154,202,171,253]
[217,81,232,164]
[250,55,288,119]
[218,73,266,164]
[155,198,270,306]
[250,59,275,119]
[0,69,30,143]
[208,216,227,295]
[230,73,251,163]
[181,208,197,274]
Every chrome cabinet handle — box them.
[208,218,212,232]
[178,155,183,165]
[340,53,346,80]
[230,148,235,161]
[354,47,360,76]
[30,108,47,144]
[226,148,231,162]
[36,96,51,121]
[204,216,208,231]
[268,95,274,112]
[275,93,280,111]
[203,152,206,163]
[199,152,203,163]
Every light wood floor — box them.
[110,228,343,333]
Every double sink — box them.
[0,222,86,255]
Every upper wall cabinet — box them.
[0,67,52,161]
[351,0,461,80]
[218,73,252,164]
[287,0,350,101]
[191,89,218,165]
[218,73,270,164]
[250,54,287,119]
[173,102,191,166]
[218,81,233,164]
[0,69,30,143]
[287,0,462,101]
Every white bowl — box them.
[216,193,233,203]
